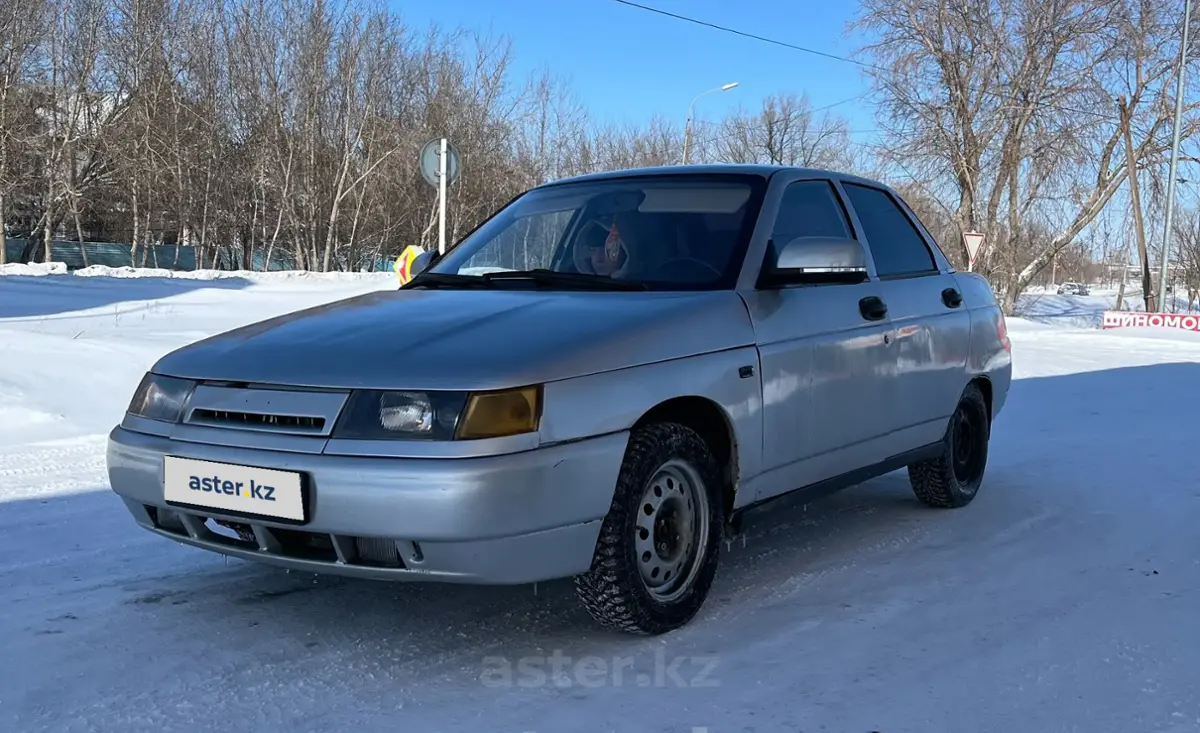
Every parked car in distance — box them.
[106,164,1013,635]
[1057,281,1090,295]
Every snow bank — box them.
[0,262,68,276]
[0,261,396,282]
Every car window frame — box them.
[737,170,880,290]
[836,180,946,282]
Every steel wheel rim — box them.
[951,404,984,484]
[634,459,710,603]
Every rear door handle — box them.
[859,295,888,321]
[942,288,963,308]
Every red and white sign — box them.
[962,231,985,270]
[1101,310,1200,331]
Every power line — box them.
[607,0,1128,125]
[687,107,1170,150]
[694,116,1171,145]
[810,93,869,114]
[608,0,880,71]
[690,118,882,135]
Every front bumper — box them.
[106,426,628,584]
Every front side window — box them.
[427,175,767,290]
[770,180,852,244]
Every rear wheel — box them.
[907,382,990,508]
[574,421,724,635]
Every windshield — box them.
[428,174,766,290]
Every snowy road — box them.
[3,271,1200,733]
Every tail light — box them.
[997,312,1011,352]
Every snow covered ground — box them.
[1014,282,1197,329]
[3,268,1200,733]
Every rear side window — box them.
[771,180,852,243]
[841,183,937,278]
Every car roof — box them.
[540,163,889,190]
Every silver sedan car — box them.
[107,164,1012,635]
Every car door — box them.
[837,181,971,451]
[738,175,898,503]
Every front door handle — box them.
[942,287,963,308]
[859,295,888,321]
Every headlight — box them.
[331,386,541,441]
[333,390,468,440]
[127,373,195,422]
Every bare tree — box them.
[855,0,1200,312]
[29,0,114,263]
[513,67,589,186]
[1173,205,1200,309]
[0,0,51,265]
[708,93,853,170]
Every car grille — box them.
[189,408,326,432]
[180,383,349,437]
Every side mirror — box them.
[410,250,435,277]
[760,236,868,287]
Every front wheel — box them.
[574,422,724,635]
[907,382,991,508]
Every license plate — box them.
[163,456,307,522]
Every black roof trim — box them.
[540,163,888,190]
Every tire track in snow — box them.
[0,434,109,500]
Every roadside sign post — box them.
[963,231,985,272]
[419,137,462,254]
[438,138,448,253]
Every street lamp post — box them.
[682,82,738,165]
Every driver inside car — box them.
[572,217,642,279]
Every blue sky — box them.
[392,0,881,135]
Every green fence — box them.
[4,238,199,270]
[3,238,391,272]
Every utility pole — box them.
[1119,96,1156,312]
[1156,0,1193,312]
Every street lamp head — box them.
[683,82,740,165]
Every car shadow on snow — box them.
[0,272,255,320]
[6,362,1200,722]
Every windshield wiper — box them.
[404,272,489,289]
[481,269,648,291]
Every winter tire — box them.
[574,421,724,635]
[907,381,990,508]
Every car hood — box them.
[151,287,756,390]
